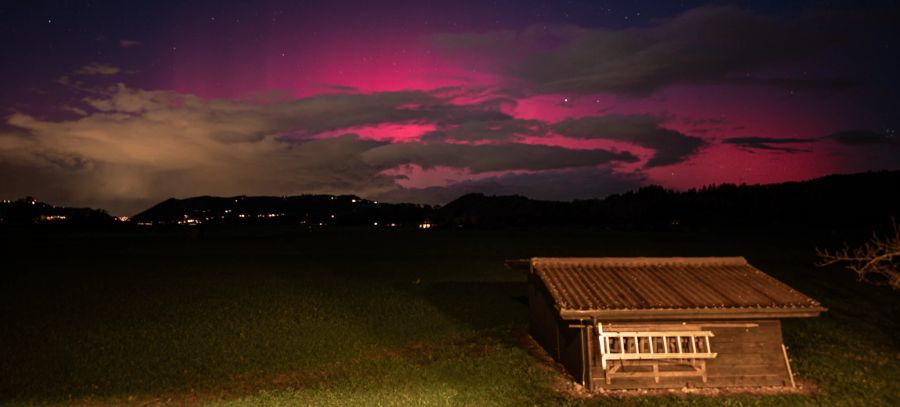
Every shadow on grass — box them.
[421,281,529,331]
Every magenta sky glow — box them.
[0,1,897,214]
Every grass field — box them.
[1,226,898,406]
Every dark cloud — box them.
[0,86,639,214]
[0,85,438,214]
[552,115,705,167]
[722,136,818,153]
[361,141,637,173]
[723,76,860,91]
[405,112,695,168]
[414,102,513,127]
[820,130,900,172]
[71,84,515,139]
[374,167,644,204]
[826,130,898,145]
[209,131,266,144]
[680,117,728,126]
[233,90,445,136]
[433,6,854,95]
[420,118,545,142]
[74,63,121,76]
[279,134,398,193]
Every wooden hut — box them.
[517,257,825,390]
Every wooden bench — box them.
[598,326,717,385]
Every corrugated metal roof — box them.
[531,257,825,320]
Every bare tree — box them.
[817,218,900,290]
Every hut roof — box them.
[529,257,826,320]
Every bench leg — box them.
[606,363,621,385]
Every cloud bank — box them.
[0,84,656,214]
[433,5,855,95]
[721,137,818,153]
[553,115,705,167]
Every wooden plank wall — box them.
[590,320,792,389]
[529,275,586,383]
[559,320,586,384]
[528,273,560,359]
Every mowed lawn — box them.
[1,227,898,406]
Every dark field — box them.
[2,227,898,406]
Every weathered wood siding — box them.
[528,273,560,359]
[529,274,586,383]
[590,320,791,389]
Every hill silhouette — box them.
[431,171,900,232]
[130,194,430,227]
[5,170,898,232]
[0,197,116,226]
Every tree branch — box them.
[816,218,900,291]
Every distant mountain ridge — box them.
[0,197,117,226]
[4,170,899,231]
[130,194,430,227]
[436,170,900,232]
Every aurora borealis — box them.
[1,1,898,215]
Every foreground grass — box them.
[1,227,898,406]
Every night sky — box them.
[1,0,898,215]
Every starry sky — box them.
[1,0,898,215]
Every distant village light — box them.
[419,222,432,229]
[40,215,67,221]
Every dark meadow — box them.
[2,171,899,405]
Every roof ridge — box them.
[531,256,748,266]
